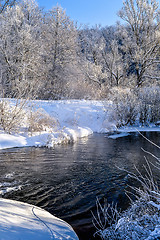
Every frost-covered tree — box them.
[0,0,44,98]
[101,39,124,87]
[78,26,126,89]
[118,0,160,87]
[78,27,103,66]
[41,6,78,99]
[78,27,108,88]
[0,0,16,13]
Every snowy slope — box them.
[28,99,112,133]
[0,100,115,149]
[0,198,78,240]
[0,99,159,149]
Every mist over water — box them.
[0,132,159,240]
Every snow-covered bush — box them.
[92,199,121,239]
[137,86,160,125]
[27,108,59,135]
[65,77,109,100]
[93,138,160,240]
[0,99,26,133]
[109,88,138,127]
[94,191,160,240]
[108,86,160,127]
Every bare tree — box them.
[118,0,160,87]
[101,39,124,87]
[0,0,44,98]
[78,27,108,88]
[41,6,78,99]
[0,0,16,13]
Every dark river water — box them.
[0,132,159,240]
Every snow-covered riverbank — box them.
[0,99,160,149]
[0,99,160,240]
[0,198,78,240]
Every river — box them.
[0,132,159,240]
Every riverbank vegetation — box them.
[93,139,160,240]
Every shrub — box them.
[108,86,160,127]
[93,136,160,240]
[0,99,26,133]
[137,86,160,125]
[109,88,138,127]
[27,108,59,135]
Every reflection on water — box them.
[0,132,159,240]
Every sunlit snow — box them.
[0,198,78,240]
[0,99,160,149]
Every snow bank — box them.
[118,126,160,133]
[32,99,112,133]
[0,100,113,149]
[0,99,159,149]
[0,198,78,240]
[0,128,93,150]
[108,132,130,139]
[0,134,27,149]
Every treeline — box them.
[0,0,160,100]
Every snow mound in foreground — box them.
[0,198,78,240]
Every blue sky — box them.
[37,0,123,27]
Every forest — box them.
[0,0,160,99]
[0,0,160,128]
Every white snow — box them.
[0,198,78,240]
[0,99,160,149]
[118,126,160,132]
[0,134,27,149]
[108,132,130,139]
[0,182,22,195]
[0,99,110,149]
